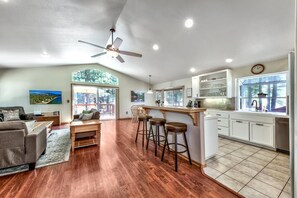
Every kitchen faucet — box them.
[251,100,259,111]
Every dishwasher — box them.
[275,117,289,153]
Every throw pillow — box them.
[25,120,36,134]
[0,113,3,122]
[81,113,93,121]
[82,110,92,114]
[2,109,20,121]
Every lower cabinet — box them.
[250,122,274,147]
[218,126,229,136]
[230,120,249,141]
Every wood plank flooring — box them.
[0,120,240,198]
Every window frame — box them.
[236,71,288,112]
[155,87,184,107]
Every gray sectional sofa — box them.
[0,120,47,170]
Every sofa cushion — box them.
[2,110,21,121]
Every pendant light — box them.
[147,75,153,94]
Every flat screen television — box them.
[29,90,62,104]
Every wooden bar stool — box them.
[135,115,152,147]
[161,122,192,172]
[146,118,167,156]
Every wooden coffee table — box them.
[70,120,101,152]
[34,121,53,135]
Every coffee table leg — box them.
[71,128,75,152]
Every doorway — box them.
[72,84,119,120]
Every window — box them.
[155,88,183,107]
[72,69,119,85]
[238,72,287,112]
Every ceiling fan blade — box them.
[116,55,125,63]
[91,52,107,58]
[113,37,123,48]
[119,50,142,57]
[78,40,106,50]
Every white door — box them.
[250,122,274,147]
[230,120,249,141]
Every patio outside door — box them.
[72,85,118,120]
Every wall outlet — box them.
[126,111,128,115]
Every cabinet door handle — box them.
[218,128,221,130]
[218,119,221,122]
[256,123,264,126]
[216,114,221,116]
[236,121,242,123]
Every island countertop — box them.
[142,106,206,113]
[142,106,207,126]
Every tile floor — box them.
[203,137,291,198]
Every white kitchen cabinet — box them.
[192,76,199,98]
[230,120,249,141]
[250,122,274,147]
[197,69,232,98]
[207,110,230,136]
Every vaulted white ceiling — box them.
[0,0,294,84]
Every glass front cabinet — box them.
[192,69,232,98]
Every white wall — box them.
[153,57,288,103]
[0,64,154,122]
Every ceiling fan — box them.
[78,28,142,63]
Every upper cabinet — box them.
[192,69,232,98]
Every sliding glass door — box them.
[72,85,118,120]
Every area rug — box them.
[0,128,71,177]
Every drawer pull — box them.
[218,120,221,122]
[236,121,242,123]
[218,128,221,130]
[216,114,221,116]
[256,123,264,126]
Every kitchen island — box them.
[142,106,207,167]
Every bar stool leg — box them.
[175,132,178,172]
[161,129,169,161]
[142,120,145,147]
[183,133,192,165]
[157,126,160,146]
[155,125,158,156]
[135,120,141,143]
[163,125,170,151]
[146,125,155,150]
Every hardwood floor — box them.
[0,120,240,198]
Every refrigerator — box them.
[288,51,296,197]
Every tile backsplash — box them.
[197,97,235,110]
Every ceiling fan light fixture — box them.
[107,50,119,58]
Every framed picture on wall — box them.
[131,91,145,102]
[186,88,192,97]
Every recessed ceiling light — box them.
[41,51,50,57]
[190,68,196,73]
[184,18,194,28]
[2,0,9,2]
[152,44,159,51]
[225,58,233,63]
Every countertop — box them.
[206,108,289,118]
[142,106,207,113]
